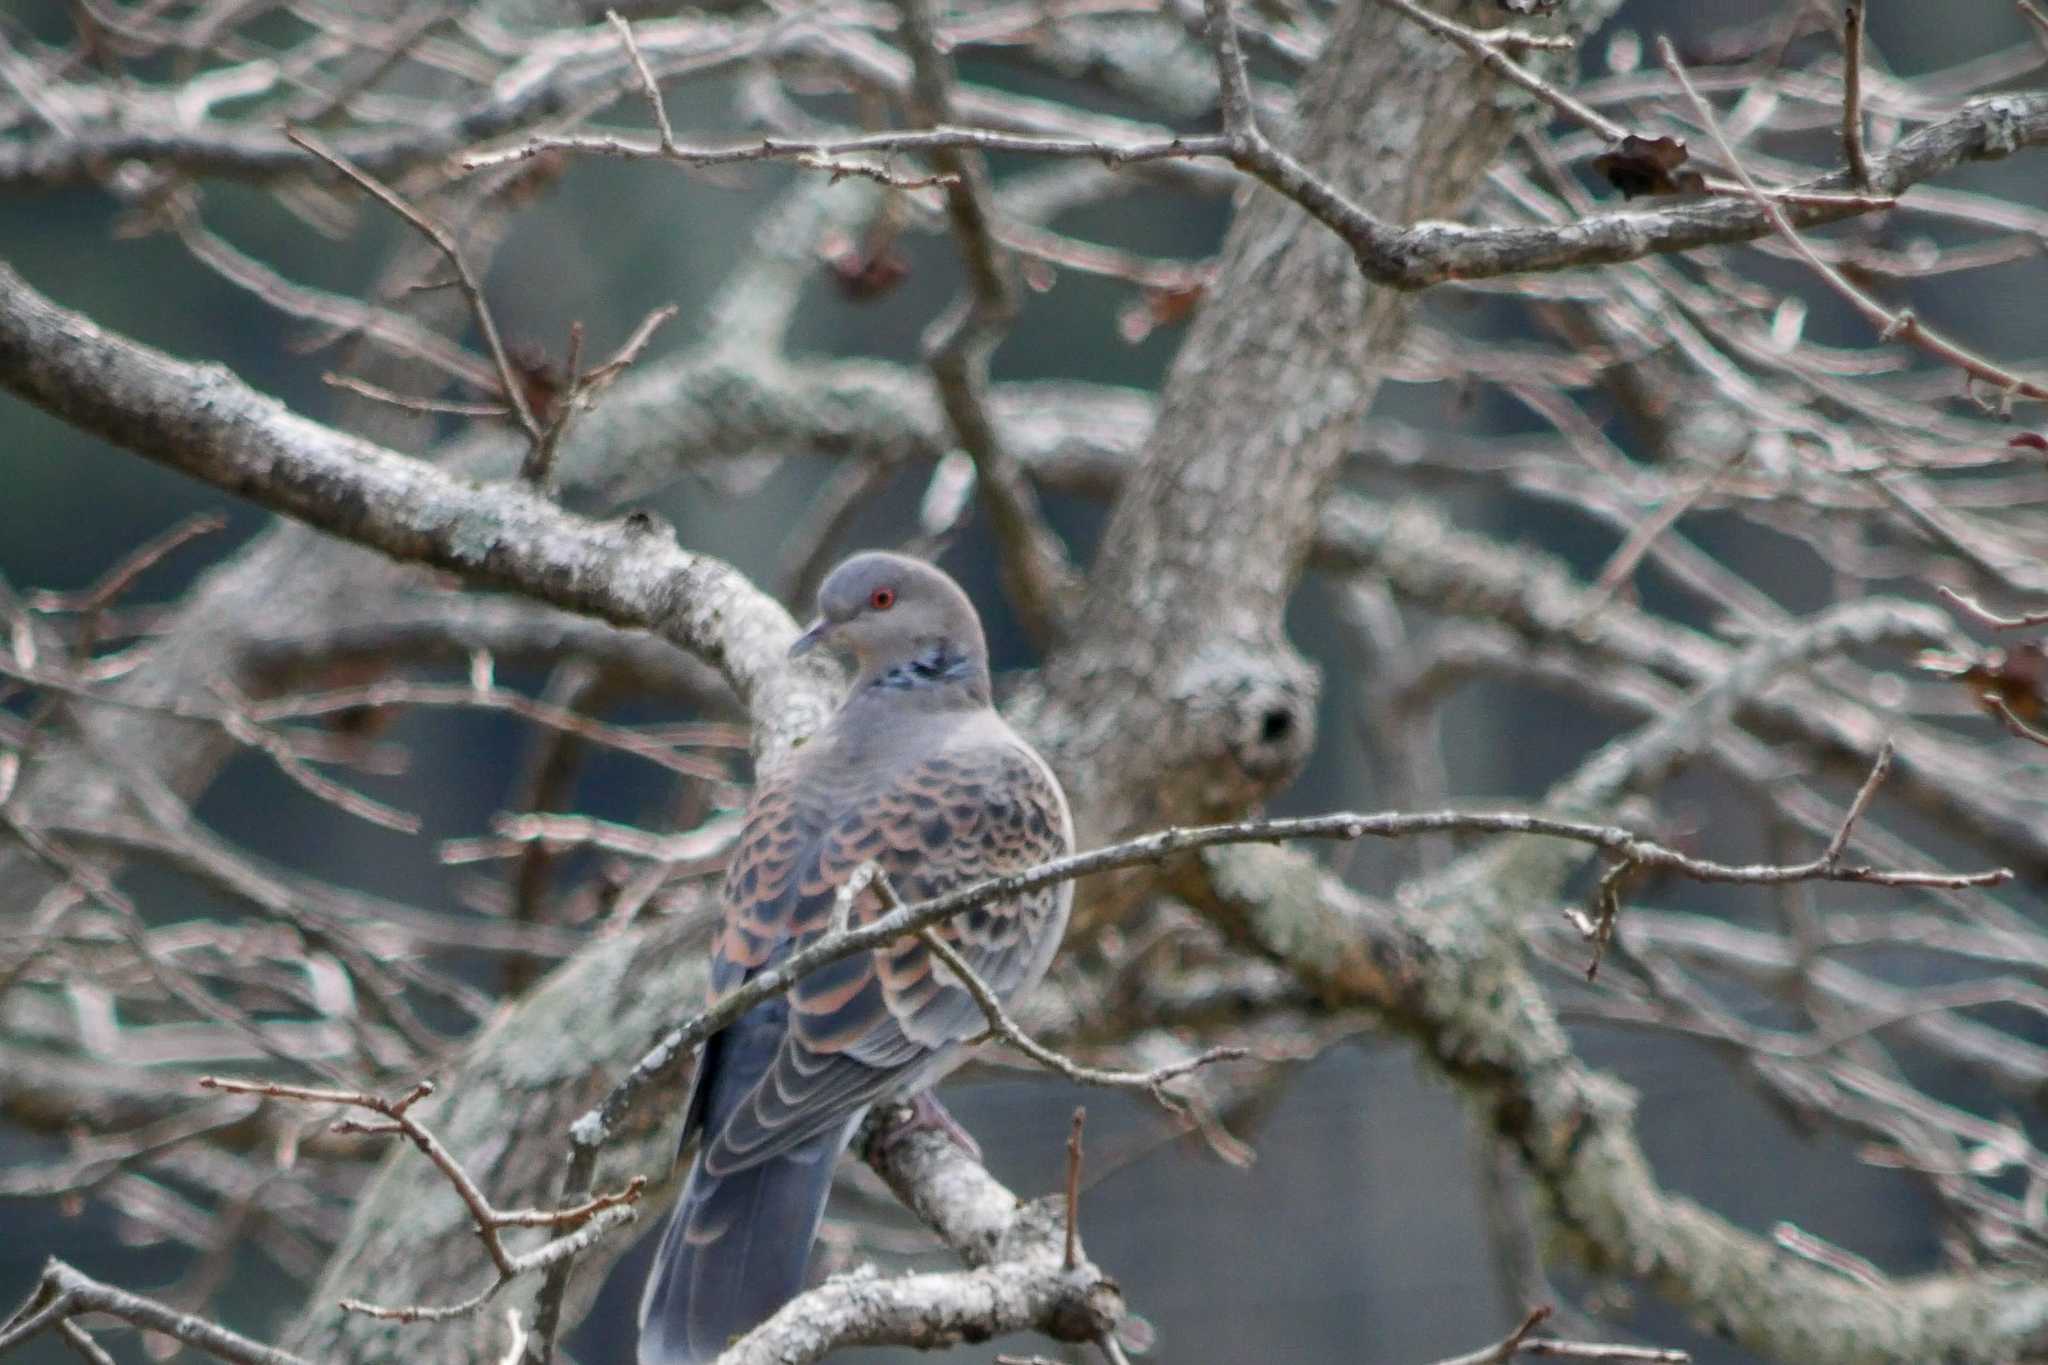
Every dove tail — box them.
[636,1123,853,1365]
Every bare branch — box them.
[1841,0,1873,188]
[606,10,676,154]
[891,0,1080,646]
[707,1259,1119,1365]
[915,922,1248,1110]
[0,257,832,763]
[0,1259,311,1365]
[1657,37,2048,403]
[1371,0,1604,135]
[568,798,2005,1203]
[197,1076,643,1322]
[1424,1305,1690,1365]
[1937,583,2048,631]
[284,126,545,448]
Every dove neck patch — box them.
[870,640,986,699]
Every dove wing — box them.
[695,722,1071,1178]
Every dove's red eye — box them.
[869,587,896,611]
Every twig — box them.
[0,1095,260,1199]
[528,320,583,488]
[441,809,738,867]
[1371,0,1609,137]
[791,153,959,189]
[322,372,511,417]
[1656,36,2048,403]
[1986,694,2048,749]
[1583,450,1744,607]
[1064,1107,1085,1270]
[212,687,422,833]
[868,866,1244,1110]
[0,1259,311,1364]
[1821,739,1893,865]
[5,638,429,831]
[197,1076,642,1321]
[606,10,674,152]
[1935,583,2048,631]
[778,459,899,608]
[499,1309,530,1365]
[1191,0,1420,279]
[1841,0,1872,188]
[2019,0,2048,44]
[1771,1222,1887,1289]
[169,204,502,394]
[338,1208,637,1323]
[1583,739,1916,978]
[0,657,732,792]
[1096,1333,1135,1365]
[522,304,678,489]
[1428,1306,1551,1365]
[1425,1304,1690,1364]
[582,798,2008,1172]
[462,126,1237,180]
[579,303,679,389]
[990,218,1212,293]
[458,0,1415,289]
[893,0,1078,646]
[493,654,606,986]
[26,512,227,661]
[58,1319,118,1365]
[1203,0,1260,141]
[918,923,1246,1110]
[831,860,882,935]
[285,125,545,446]
[0,809,348,1082]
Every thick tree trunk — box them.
[1030,0,1614,894]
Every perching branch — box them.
[561,795,2005,1264]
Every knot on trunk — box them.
[1171,641,1319,816]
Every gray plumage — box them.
[638,552,1075,1365]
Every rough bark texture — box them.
[1029,0,1612,889]
[1190,846,2048,1363]
[0,260,814,745]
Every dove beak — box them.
[789,619,834,659]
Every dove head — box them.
[791,552,991,703]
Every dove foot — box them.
[875,1092,983,1162]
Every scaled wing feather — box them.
[699,731,1070,1177]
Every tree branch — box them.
[702,1108,1121,1365]
[1,1259,311,1365]
[0,258,833,763]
